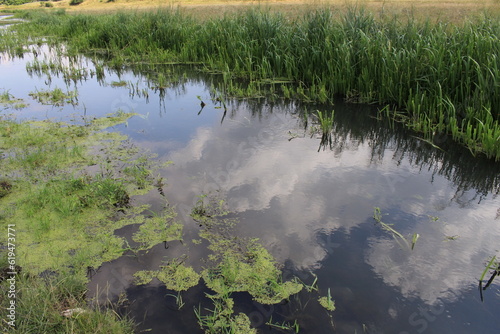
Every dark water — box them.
[1,46,500,334]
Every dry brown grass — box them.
[2,0,500,23]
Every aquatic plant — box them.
[134,258,200,304]
[316,109,335,135]
[202,242,303,305]
[318,288,336,312]
[194,294,256,334]
[479,255,500,301]
[188,193,304,332]
[131,205,183,251]
[373,207,419,251]
[0,90,27,109]
[313,109,336,151]
[266,318,300,333]
[28,87,78,107]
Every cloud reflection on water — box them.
[150,101,500,306]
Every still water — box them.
[1,46,499,333]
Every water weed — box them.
[318,288,336,312]
[266,317,300,333]
[131,204,183,251]
[373,207,419,251]
[29,87,78,107]
[194,294,256,334]
[134,258,200,293]
[0,89,28,109]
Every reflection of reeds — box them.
[373,207,419,250]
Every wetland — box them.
[0,6,500,334]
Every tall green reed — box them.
[8,7,500,160]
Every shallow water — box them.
[1,46,500,333]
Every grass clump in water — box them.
[191,194,302,304]
[189,193,302,333]
[0,89,28,109]
[195,294,257,334]
[135,257,200,292]
[29,87,78,106]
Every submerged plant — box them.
[189,193,303,331]
[266,317,300,333]
[373,207,419,251]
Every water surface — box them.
[1,46,499,334]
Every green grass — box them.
[0,272,135,333]
[5,7,499,159]
[314,109,335,151]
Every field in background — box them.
[2,0,500,23]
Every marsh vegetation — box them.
[0,3,499,334]
[2,7,499,160]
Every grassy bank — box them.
[5,7,499,160]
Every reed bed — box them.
[6,7,500,160]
